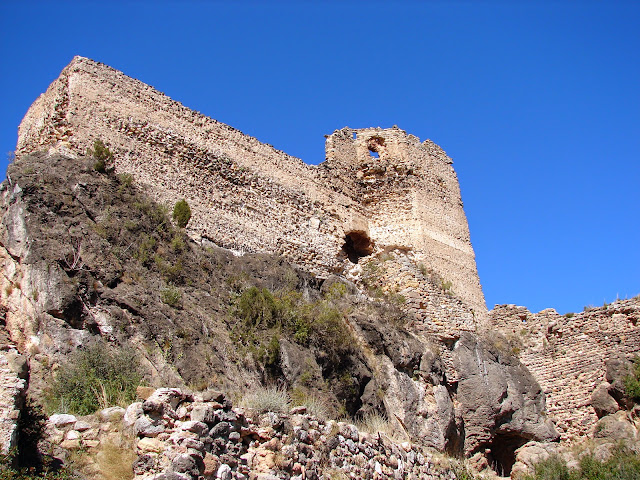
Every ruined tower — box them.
[16,56,486,317]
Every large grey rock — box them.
[190,403,217,424]
[134,416,165,437]
[143,388,190,417]
[171,452,204,476]
[605,354,634,408]
[594,410,637,442]
[591,382,619,418]
[454,332,559,462]
[511,441,560,478]
[373,355,461,452]
[49,414,77,427]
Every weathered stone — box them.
[454,332,559,472]
[99,406,126,422]
[137,437,165,453]
[180,420,209,436]
[133,454,156,475]
[591,382,620,418]
[605,354,635,408]
[594,411,637,442]
[511,441,559,478]
[172,453,204,476]
[49,414,77,427]
[124,402,144,428]
[203,452,219,477]
[202,390,226,404]
[191,403,216,424]
[143,388,188,416]
[134,416,165,437]
[216,463,232,480]
[74,420,92,432]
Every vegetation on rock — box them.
[522,446,640,480]
[623,355,640,402]
[172,198,191,228]
[88,139,113,173]
[46,343,141,415]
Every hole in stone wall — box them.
[342,231,374,264]
[367,136,385,159]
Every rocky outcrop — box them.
[0,151,558,474]
[0,333,28,453]
[453,332,559,475]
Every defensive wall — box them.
[490,298,640,441]
[15,56,486,317]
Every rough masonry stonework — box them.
[15,56,486,315]
[490,298,640,442]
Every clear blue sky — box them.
[1,1,638,314]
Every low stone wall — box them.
[45,387,460,480]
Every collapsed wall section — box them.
[15,56,486,316]
[490,298,640,441]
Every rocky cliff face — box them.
[0,150,555,478]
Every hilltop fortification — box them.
[16,56,485,317]
[4,57,640,477]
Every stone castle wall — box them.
[489,298,640,441]
[15,56,486,314]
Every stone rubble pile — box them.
[45,387,459,480]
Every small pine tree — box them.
[90,139,114,173]
[173,199,192,228]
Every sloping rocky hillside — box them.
[0,149,560,478]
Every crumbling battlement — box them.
[15,56,486,315]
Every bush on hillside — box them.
[523,446,640,480]
[47,343,142,415]
[89,139,114,173]
[172,199,191,228]
[232,286,353,369]
[240,385,291,413]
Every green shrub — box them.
[523,446,640,480]
[233,287,353,368]
[236,287,280,329]
[135,234,156,264]
[90,139,113,173]
[173,199,192,228]
[170,233,185,253]
[117,172,133,186]
[624,355,640,402]
[47,343,141,416]
[160,285,181,307]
